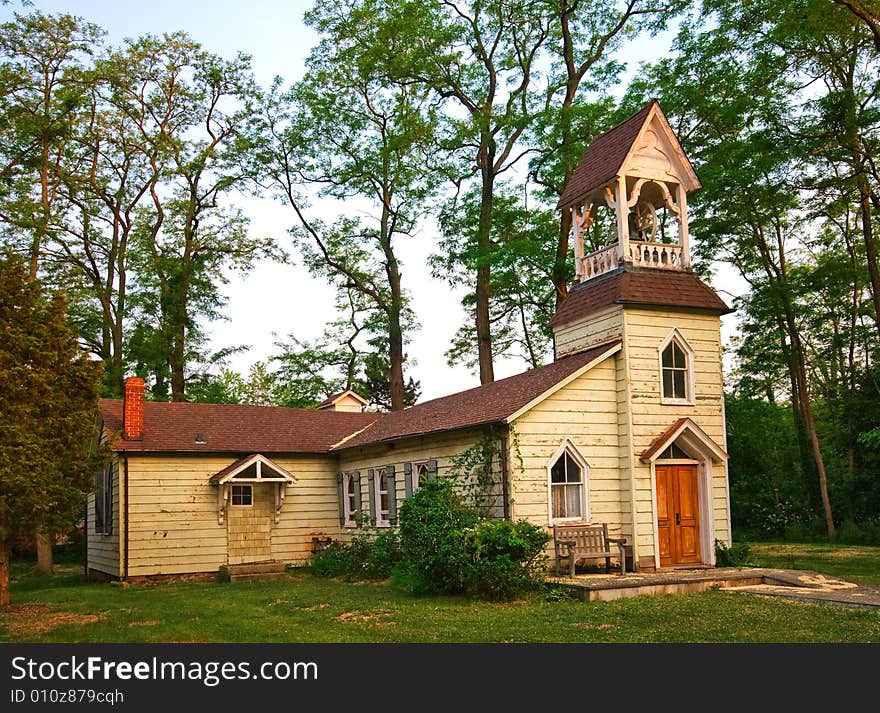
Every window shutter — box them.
[94,469,105,533]
[336,473,345,526]
[386,465,398,525]
[353,471,362,523]
[404,462,413,498]
[105,461,115,535]
[368,469,377,525]
[427,459,438,481]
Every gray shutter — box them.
[427,459,438,481]
[353,471,362,524]
[106,461,115,535]
[368,469,377,525]
[404,462,413,498]
[387,465,397,525]
[336,472,345,526]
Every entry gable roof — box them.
[208,453,296,485]
[639,417,728,463]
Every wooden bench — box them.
[553,523,627,576]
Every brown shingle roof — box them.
[549,267,732,329]
[557,101,655,209]
[99,400,380,453]
[334,342,621,450]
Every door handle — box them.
[675,513,680,525]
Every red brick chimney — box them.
[123,377,145,440]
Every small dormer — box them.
[557,100,700,282]
[316,389,369,413]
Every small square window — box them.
[231,484,253,506]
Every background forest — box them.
[1,0,879,542]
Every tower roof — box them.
[557,100,700,210]
[549,266,732,329]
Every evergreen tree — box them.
[0,253,107,605]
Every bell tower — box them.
[551,101,732,571]
[559,100,701,283]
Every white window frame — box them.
[412,460,430,491]
[546,439,590,526]
[342,472,358,527]
[659,328,696,405]
[373,466,390,527]
[230,483,253,507]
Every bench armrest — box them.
[607,537,626,545]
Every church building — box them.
[87,101,732,579]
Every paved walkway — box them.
[548,567,880,608]
[719,569,880,609]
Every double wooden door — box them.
[656,464,701,566]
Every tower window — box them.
[659,330,694,404]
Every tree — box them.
[253,3,435,410]
[0,253,107,605]
[0,11,104,278]
[107,33,275,401]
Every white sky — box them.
[6,0,746,400]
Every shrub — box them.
[465,519,550,600]
[834,518,880,546]
[395,477,480,595]
[311,528,402,581]
[714,539,752,567]
[396,478,551,600]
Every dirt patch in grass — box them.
[1,603,109,638]
[336,609,393,625]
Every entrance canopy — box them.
[210,453,295,525]
[639,418,728,464]
[208,453,296,485]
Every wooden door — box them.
[227,484,273,565]
[656,464,701,566]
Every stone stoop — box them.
[218,561,289,582]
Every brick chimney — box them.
[123,377,145,441]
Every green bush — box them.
[395,477,479,595]
[465,519,550,600]
[834,518,880,546]
[395,478,551,600]
[714,539,752,567]
[311,528,402,581]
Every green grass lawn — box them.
[3,546,880,643]
[743,541,880,585]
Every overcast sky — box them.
[4,0,744,401]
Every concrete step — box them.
[228,572,290,583]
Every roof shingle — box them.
[99,400,379,453]
[335,342,621,450]
[549,267,732,329]
[557,102,655,209]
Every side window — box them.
[369,466,397,526]
[337,471,362,528]
[404,459,437,497]
[659,330,694,404]
[547,442,589,525]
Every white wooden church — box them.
[88,101,732,579]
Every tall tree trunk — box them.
[0,537,10,607]
[856,169,880,337]
[33,531,54,576]
[382,202,406,411]
[476,149,495,384]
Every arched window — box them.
[547,441,589,524]
[659,329,694,404]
